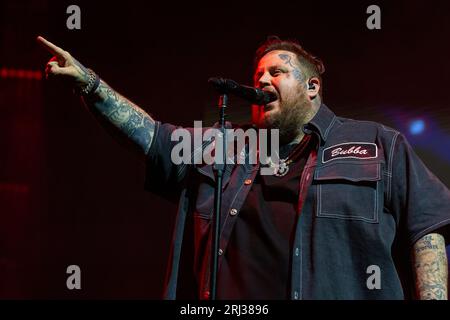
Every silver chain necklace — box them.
[263,135,312,177]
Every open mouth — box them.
[264,100,277,111]
[260,88,278,111]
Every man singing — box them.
[38,35,450,300]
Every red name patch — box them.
[322,142,377,163]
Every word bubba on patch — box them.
[323,142,377,163]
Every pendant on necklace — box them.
[274,159,289,177]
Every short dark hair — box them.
[254,36,325,94]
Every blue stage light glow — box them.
[409,119,425,135]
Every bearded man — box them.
[38,35,450,300]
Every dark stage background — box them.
[1,0,450,298]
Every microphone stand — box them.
[210,93,228,300]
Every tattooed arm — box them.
[81,80,155,155]
[37,36,155,155]
[412,233,448,300]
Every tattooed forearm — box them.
[412,233,448,300]
[279,53,303,83]
[83,80,155,155]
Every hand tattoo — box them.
[73,58,90,86]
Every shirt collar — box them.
[305,103,337,143]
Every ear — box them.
[307,77,320,100]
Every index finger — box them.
[36,36,66,57]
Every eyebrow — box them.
[254,64,287,80]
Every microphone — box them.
[208,77,277,105]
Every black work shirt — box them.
[144,104,450,299]
[218,136,314,299]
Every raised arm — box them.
[412,232,448,300]
[37,36,155,155]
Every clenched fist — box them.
[37,36,91,89]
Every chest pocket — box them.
[313,162,382,223]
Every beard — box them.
[263,94,312,145]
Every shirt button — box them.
[203,291,210,299]
[295,248,300,256]
[244,179,252,185]
[230,208,238,216]
[218,249,223,256]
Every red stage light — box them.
[0,68,42,80]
